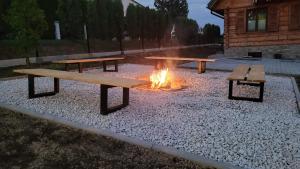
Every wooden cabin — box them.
[208,0,300,58]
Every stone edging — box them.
[291,77,300,115]
[0,102,244,169]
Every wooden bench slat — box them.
[14,69,148,88]
[145,56,215,62]
[53,57,124,64]
[227,64,250,81]
[247,65,265,82]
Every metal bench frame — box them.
[154,60,208,73]
[27,75,129,115]
[102,60,118,72]
[64,60,119,73]
[228,80,265,102]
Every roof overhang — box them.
[207,0,219,10]
[207,0,224,18]
[207,0,275,18]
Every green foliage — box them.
[56,0,87,39]
[203,23,221,43]
[110,0,124,52]
[126,4,138,39]
[154,0,189,21]
[37,0,58,39]
[86,0,109,40]
[175,17,199,44]
[0,0,11,39]
[110,0,124,40]
[4,0,48,63]
[126,5,169,48]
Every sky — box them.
[135,0,224,32]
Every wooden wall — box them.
[220,0,300,48]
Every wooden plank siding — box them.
[218,0,300,48]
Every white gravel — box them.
[0,64,300,169]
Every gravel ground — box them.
[1,64,300,169]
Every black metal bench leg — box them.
[228,80,265,102]
[228,80,233,100]
[103,60,118,72]
[123,88,129,106]
[103,61,118,72]
[28,75,35,99]
[28,75,60,99]
[65,64,69,71]
[103,61,107,72]
[259,82,264,102]
[100,85,109,114]
[78,63,83,73]
[100,85,130,115]
[54,78,60,93]
[115,60,118,72]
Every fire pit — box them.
[138,67,186,91]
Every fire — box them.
[150,68,170,89]
[149,68,183,90]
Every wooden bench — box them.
[227,64,266,102]
[145,56,215,74]
[53,57,125,73]
[14,69,149,115]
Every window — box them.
[247,8,267,32]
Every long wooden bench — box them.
[14,69,149,115]
[53,57,125,73]
[227,64,266,102]
[145,56,215,74]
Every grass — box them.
[0,107,218,169]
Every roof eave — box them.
[207,0,224,17]
[207,0,219,10]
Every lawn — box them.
[0,107,217,169]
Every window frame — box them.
[246,7,268,32]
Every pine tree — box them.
[126,4,138,39]
[56,0,87,39]
[111,0,124,54]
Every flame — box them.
[150,68,170,89]
[146,68,185,90]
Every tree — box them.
[0,0,11,39]
[156,11,169,47]
[126,4,138,39]
[203,23,221,43]
[4,0,48,65]
[94,0,110,40]
[37,0,58,39]
[154,0,189,21]
[110,0,124,54]
[56,0,87,39]
[175,18,199,44]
